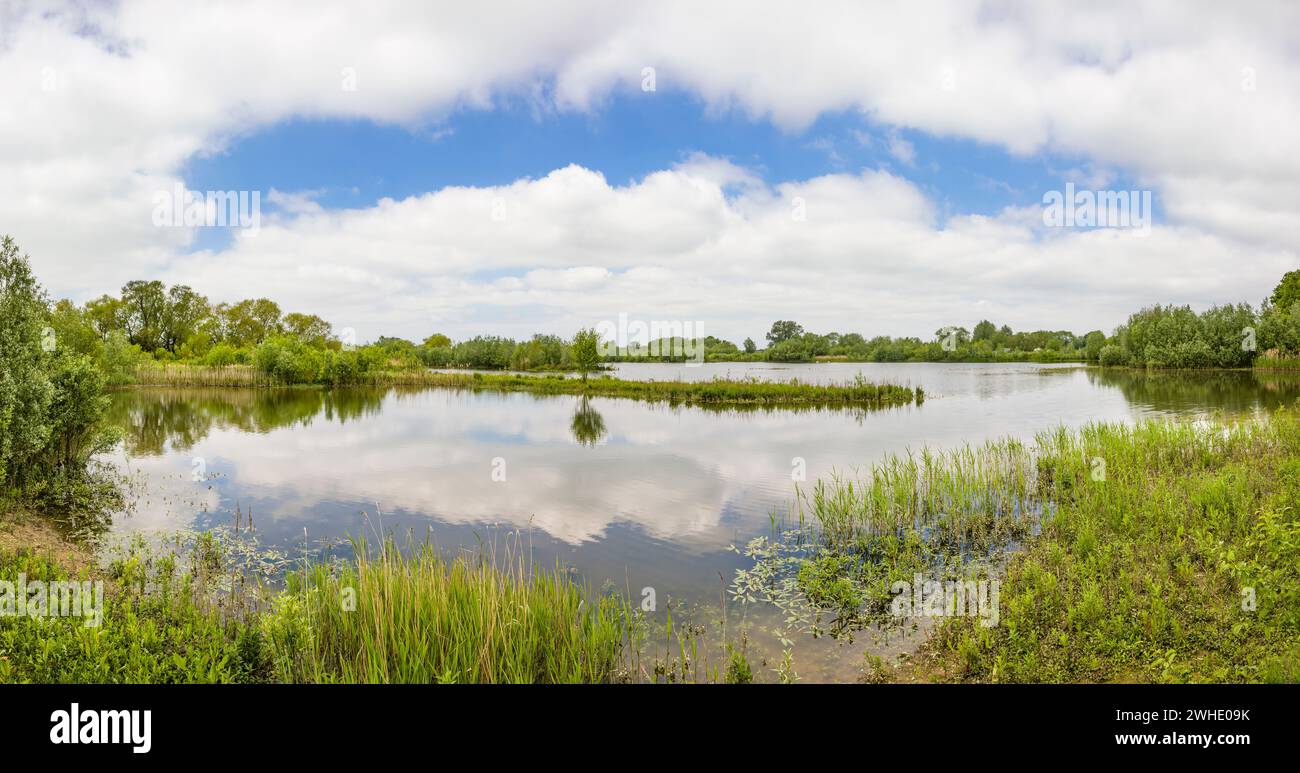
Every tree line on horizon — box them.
[30,240,1300,378]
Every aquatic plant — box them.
[738,410,1300,682]
[271,535,634,684]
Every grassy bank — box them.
[750,412,1300,682]
[0,520,636,684]
[1255,355,1300,372]
[132,363,921,407]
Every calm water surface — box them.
[103,363,1300,680]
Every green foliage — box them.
[1269,270,1300,312]
[451,335,516,369]
[1113,303,1259,368]
[282,312,332,347]
[0,542,269,684]
[201,342,249,367]
[99,331,145,386]
[417,345,453,368]
[1098,344,1128,367]
[1083,330,1106,361]
[571,328,602,377]
[41,352,119,472]
[510,334,569,371]
[724,643,753,684]
[0,236,122,527]
[766,320,804,345]
[0,237,56,487]
[318,347,383,386]
[928,413,1300,683]
[1259,299,1300,356]
[271,538,631,684]
[253,336,324,385]
[765,338,811,362]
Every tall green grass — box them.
[804,438,1036,553]
[1255,355,1300,371]
[780,411,1300,682]
[0,530,636,684]
[267,538,632,684]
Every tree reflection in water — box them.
[570,396,607,447]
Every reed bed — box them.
[267,538,632,684]
[134,363,261,387]
[1255,355,1300,371]
[802,438,1037,556]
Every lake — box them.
[102,362,1300,680]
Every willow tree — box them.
[0,236,55,487]
[571,328,601,380]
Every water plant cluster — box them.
[0,526,639,684]
[735,411,1300,682]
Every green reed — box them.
[134,363,262,387]
[788,410,1300,682]
[1255,355,1300,371]
[267,536,633,684]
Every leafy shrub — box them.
[202,343,248,367]
[1098,344,1128,367]
[253,336,324,384]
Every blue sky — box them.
[6,2,1289,343]
[183,88,1156,253]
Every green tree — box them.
[1269,269,1300,311]
[120,279,168,352]
[1083,330,1106,361]
[253,335,324,384]
[85,294,128,340]
[1259,300,1300,354]
[283,312,333,347]
[0,236,55,485]
[162,284,212,353]
[973,319,997,341]
[48,299,104,360]
[743,337,757,354]
[766,320,804,345]
[571,328,602,379]
[765,338,810,362]
[224,298,283,347]
[452,336,516,369]
[1200,303,1257,367]
[42,351,119,471]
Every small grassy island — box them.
[133,363,921,408]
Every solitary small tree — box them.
[571,328,602,380]
[743,337,756,354]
